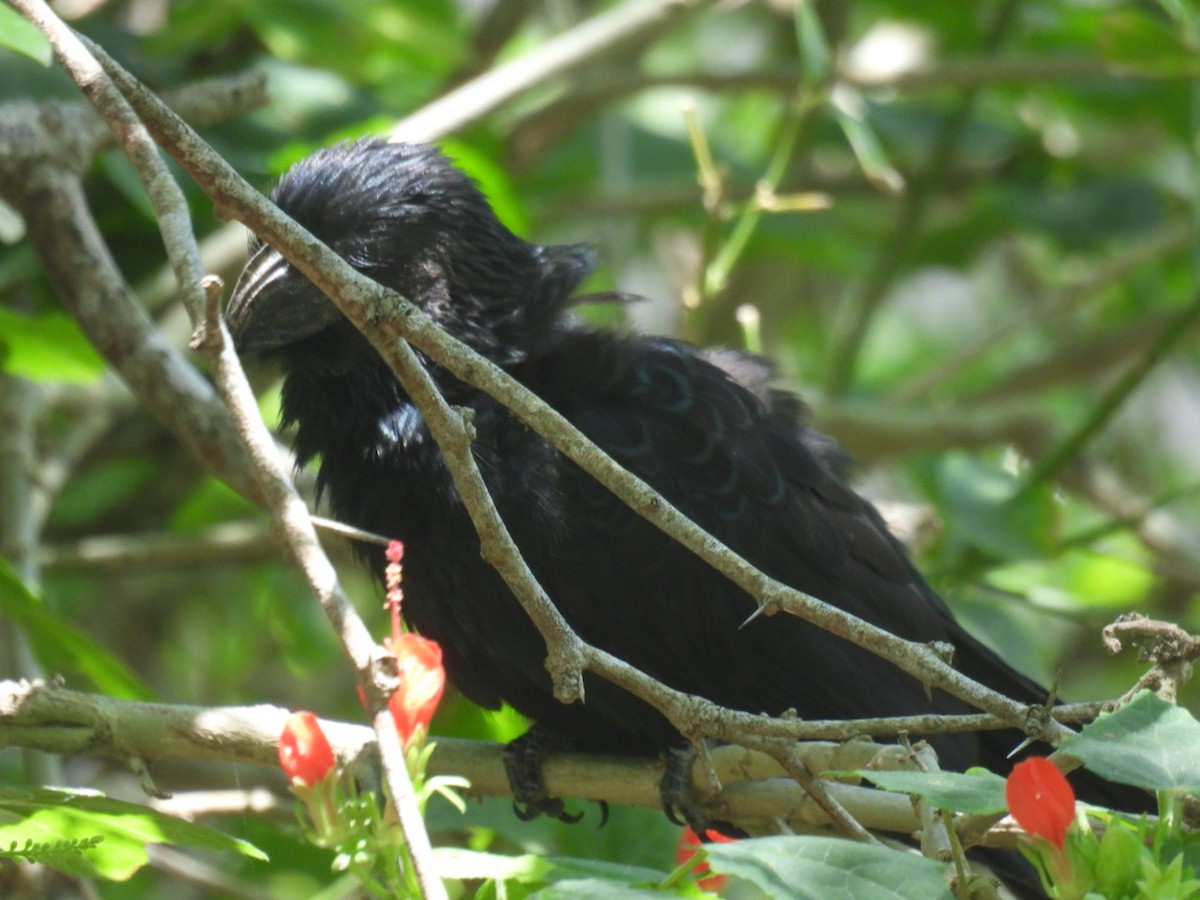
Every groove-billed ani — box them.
[228,138,1135,891]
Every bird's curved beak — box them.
[226,243,343,351]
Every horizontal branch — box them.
[811,400,1052,464]
[39,521,280,573]
[965,311,1200,404]
[552,55,1132,104]
[507,56,1130,161]
[0,680,1026,846]
[391,0,720,143]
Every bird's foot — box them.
[503,725,586,824]
[661,743,741,839]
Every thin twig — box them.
[200,290,445,898]
[810,399,1052,464]
[0,376,60,787]
[39,522,281,572]
[11,0,206,321]
[742,735,881,845]
[827,0,1022,395]
[1017,287,1200,496]
[309,515,394,547]
[890,223,1192,404]
[390,0,721,143]
[963,311,1200,405]
[0,145,262,503]
[506,55,1140,170]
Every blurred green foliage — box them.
[3,0,1200,895]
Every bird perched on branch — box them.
[228,138,1137,892]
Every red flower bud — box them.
[385,540,406,643]
[1005,757,1076,849]
[386,633,445,745]
[278,711,336,788]
[676,825,736,892]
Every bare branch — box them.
[0,376,60,787]
[827,0,1022,395]
[390,0,721,143]
[1103,613,1199,704]
[0,110,263,503]
[1,679,1034,847]
[810,400,1053,465]
[39,522,280,573]
[507,55,1134,166]
[891,224,1192,404]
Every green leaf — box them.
[0,308,106,383]
[705,835,954,900]
[850,769,1008,815]
[433,848,553,882]
[243,0,462,96]
[169,476,260,533]
[830,87,903,194]
[532,883,672,897]
[1061,690,1200,792]
[433,846,671,890]
[1061,547,1155,609]
[0,560,150,700]
[1092,822,1145,899]
[1137,853,1200,899]
[0,6,52,65]
[1099,10,1200,77]
[49,458,160,529]
[0,787,267,881]
[936,452,1055,561]
[531,880,670,899]
[1,834,106,878]
[544,856,671,884]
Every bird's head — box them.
[227,138,593,367]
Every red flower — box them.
[279,711,336,787]
[385,632,445,745]
[1006,757,1076,849]
[676,825,736,892]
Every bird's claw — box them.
[512,797,583,823]
[504,725,591,825]
[661,743,741,839]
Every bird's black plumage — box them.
[228,139,1136,891]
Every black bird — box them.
[228,138,1133,889]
